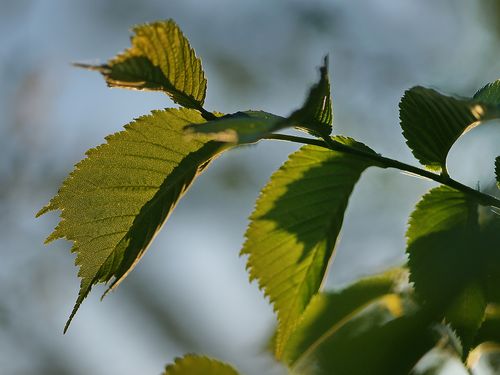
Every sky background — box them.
[1,1,500,374]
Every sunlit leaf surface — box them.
[163,354,239,375]
[185,111,283,144]
[38,108,226,331]
[241,136,377,358]
[284,56,333,137]
[78,20,208,112]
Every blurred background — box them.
[1,1,500,374]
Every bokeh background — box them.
[1,1,500,374]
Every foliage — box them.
[38,19,500,374]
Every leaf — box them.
[288,292,436,375]
[185,111,284,144]
[284,55,333,137]
[406,186,486,352]
[37,108,226,331]
[474,305,500,346]
[185,56,332,143]
[282,268,408,366]
[241,136,378,358]
[77,20,208,112]
[496,157,500,189]
[399,86,500,173]
[163,354,239,375]
[474,80,500,105]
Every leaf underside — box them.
[399,86,499,173]
[287,285,435,375]
[185,56,332,143]
[79,20,207,111]
[37,108,225,331]
[163,354,239,375]
[241,136,377,358]
[406,186,498,353]
[284,56,333,137]
[185,110,284,144]
[282,268,407,366]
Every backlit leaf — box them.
[163,354,239,375]
[399,87,499,173]
[474,80,500,105]
[284,56,333,137]
[241,136,377,358]
[282,268,408,366]
[406,186,487,352]
[77,20,209,113]
[37,108,226,331]
[185,111,284,144]
[288,292,436,375]
[186,57,332,142]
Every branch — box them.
[264,134,500,209]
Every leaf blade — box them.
[399,86,499,173]
[163,354,239,375]
[185,111,284,144]
[287,289,436,375]
[282,268,408,366]
[406,186,488,353]
[241,137,377,358]
[474,79,500,105]
[496,156,500,189]
[80,20,208,111]
[284,56,333,137]
[37,108,226,331]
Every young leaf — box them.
[186,56,332,143]
[282,268,408,366]
[37,108,226,331]
[474,79,500,105]
[283,56,333,137]
[406,186,486,352]
[185,111,284,144]
[241,136,378,358]
[399,87,499,173]
[163,354,239,375]
[77,20,209,113]
[288,292,436,375]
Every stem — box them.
[199,107,218,121]
[264,134,500,209]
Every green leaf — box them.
[496,157,500,189]
[284,56,333,137]
[37,108,226,332]
[77,20,208,112]
[474,305,500,346]
[288,292,436,375]
[399,86,499,173]
[163,354,239,375]
[406,186,486,352]
[185,111,284,144]
[474,80,500,105]
[185,57,332,143]
[282,268,408,366]
[241,136,377,358]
